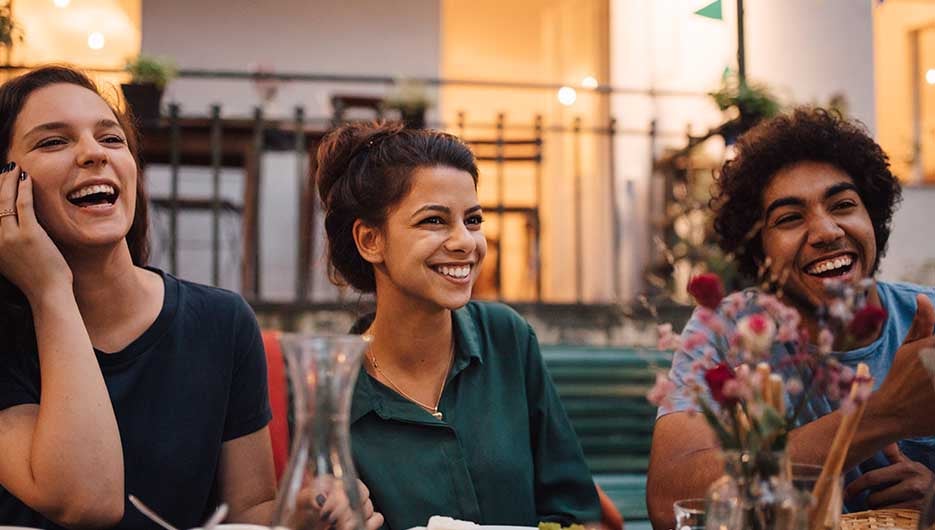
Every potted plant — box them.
[122,55,177,124]
[383,78,433,129]
[0,5,23,57]
[709,70,781,144]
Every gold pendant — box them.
[432,411,443,420]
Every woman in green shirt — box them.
[315,122,602,530]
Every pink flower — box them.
[688,273,725,310]
[758,294,784,316]
[786,377,804,395]
[848,305,887,341]
[818,329,834,354]
[647,372,677,408]
[705,363,738,407]
[777,322,799,343]
[683,331,708,352]
[697,308,727,336]
[722,293,746,320]
[829,300,850,322]
[736,313,776,355]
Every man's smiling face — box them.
[759,160,877,311]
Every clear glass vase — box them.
[272,334,369,530]
[705,451,800,530]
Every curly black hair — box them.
[713,107,902,280]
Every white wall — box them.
[880,186,935,285]
[746,0,875,130]
[140,0,441,299]
[142,0,441,118]
[609,0,876,302]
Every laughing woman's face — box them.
[7,83,137,254]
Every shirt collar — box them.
[350,303,483,424]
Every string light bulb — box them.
[557,86,577,106]
[581,76,599,89]
[87,32,105,50]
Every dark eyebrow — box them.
[25,119,123,139]
[764,197,804,219]
[410,204,483,219]
[764,181,859,219]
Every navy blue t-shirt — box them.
[0,268,272,529]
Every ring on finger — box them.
[0,208,16,218]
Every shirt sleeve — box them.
[222,296,272,441]
[0,346,40,411]
[524,323,602,525]
[656,307,730,418]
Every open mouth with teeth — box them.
[433,264,472,280]
[804,253,856,278]
[67,184,119,208]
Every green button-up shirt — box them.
[350,302,601,530]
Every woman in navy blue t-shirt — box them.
[0,66,382,530]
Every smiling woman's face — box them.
[759,160,876,311]
[368,165,487,312]
[7,83,137,253]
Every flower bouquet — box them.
[650,273,883,530]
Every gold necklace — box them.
[367,339,454,420]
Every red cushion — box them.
[262,330,290,481]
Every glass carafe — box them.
[705,451,800,530]
[273,334,368,530]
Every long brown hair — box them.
[0,65,150,354]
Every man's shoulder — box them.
[877,280,935,317]
[878,280,935,300]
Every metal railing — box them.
[0,65,706,307]
[141,106,694,308]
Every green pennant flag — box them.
[694,0,723,20]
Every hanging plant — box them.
[0,6,23,49]
[709,69,781,143]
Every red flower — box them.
[747,313,769,334]
[688,273,725,310]
[704,363,738,407]
[848,305,887,340]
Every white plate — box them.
[186,523,270,530]
[409,526,535,530]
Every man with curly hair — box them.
[647,108,935,529]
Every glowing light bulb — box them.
[53,0,71,7]
[557,86,577,106]
[87,32,105,50]
[926,69,935,85]
[581,76,599,89]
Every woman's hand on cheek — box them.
[0,166,72,302]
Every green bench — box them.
[541,346,672,523]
